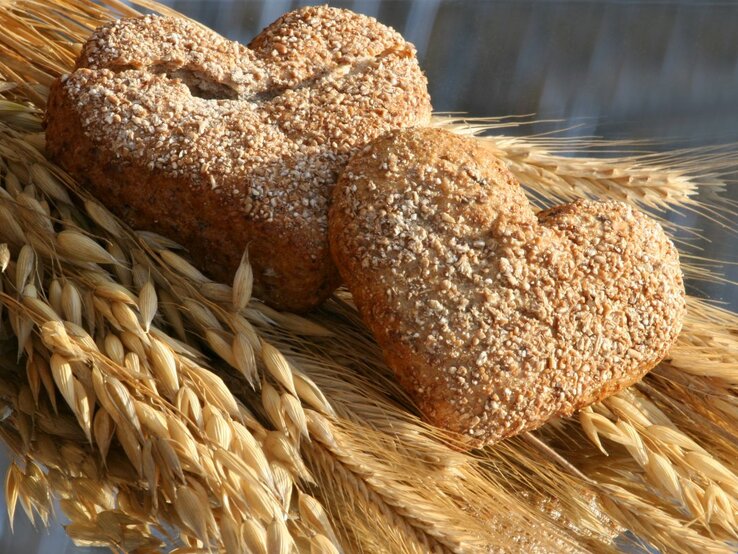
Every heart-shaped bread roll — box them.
[45,7,431,311]
[330,128,685,446]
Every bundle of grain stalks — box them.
[0,1,737,553]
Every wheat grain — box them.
[265,430,312,482]
[233,249,253,312]
[255,303,333,337]
[49,353,75,410]
[84,199,123,238]
[16,193,54,236]
[138,280,157,332]
[203,405,232,449]
[577,388,738,542]
[147,337,179,398]
[200,281,233,304]
[15,243,34,292]
[685,452,738,490]
[93,409,114,463]
[0,243,9,273]
[0,204,27,246]
[160,249,210,283]
[184,362,239,417]
[615,420,648,467]
[262,380,287,431]
[231,423,274,487]
[30,163,70,204]
[311,534,341,554]
[267,517,294,554]
[102,333,124,365]
[261,341,298,396]
[282,392,309,441]
[232,332,258,388]
[57,230,118,265]
[60,280,83,327]
[645,448,682,501]
[176,386,203,428]
[22,292,62,324]
[205,329,237,367]
[175,485,211,544]
[72,379,92,441]
[182,297,222,330]
[4,462,20,530]
[242,517,268,554]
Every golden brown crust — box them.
[330,128,686,447]
[45,8,431,311]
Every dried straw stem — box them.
[436,116,736,220]
[308,442,451,554]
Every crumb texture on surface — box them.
[330,128,686,446]
[45,7,431,311]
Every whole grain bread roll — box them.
[45,7,431,311]
[330,128,685,447]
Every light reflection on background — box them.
[2,1,737,551]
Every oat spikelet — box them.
[233,249,253,312]
[56,230,118,265]
[0,243,9,273]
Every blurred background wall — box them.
[1,0,737,551]
[167,0,738,307]
[175,0,738,145]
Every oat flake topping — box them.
[330,128,686,446]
